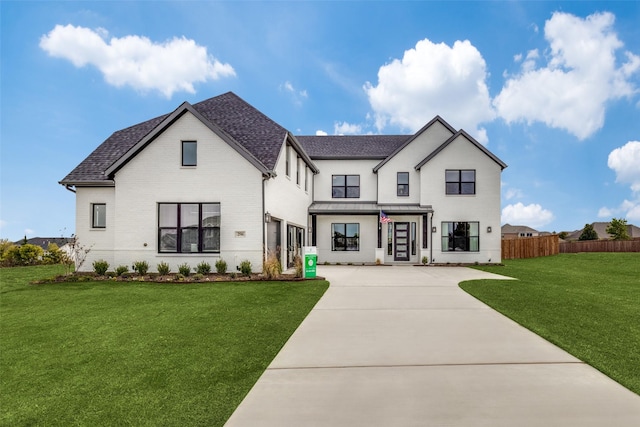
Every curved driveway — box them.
[226,265,640,426]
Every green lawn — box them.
[0,265,329,426]
[460,253,640,395]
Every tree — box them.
[557,231,568,240]
[606,218,630,241]
[578,223,598,241]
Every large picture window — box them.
[332,223,359,251]
[92,203,106,228]
[445,170,475,195]
[158,203,220,253]
[332,175,360,198]
[441,222,479,252]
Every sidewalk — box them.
[225,265,640,426]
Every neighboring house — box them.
[13,237,73,258]
[501,224,540,239]
[60,92,507,272]
[565,222,640,241]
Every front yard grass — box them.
[0,265,329,426]
[461,253,640,395]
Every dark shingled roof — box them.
[61,92,289,185]
[296,135,410,159]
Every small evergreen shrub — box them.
[92,259,109,275]
[239,260,252,276]
[196,261,211,275]
[115,265,129,276]
[178,263,191,276]
[157,261,171,275]
[192,273,204,281]
[215,259,227,274]
[132,261,149,275]
[421,256,429,265]
[263,251,282,279]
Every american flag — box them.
[380,211,392,223]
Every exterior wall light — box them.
[487,226,492,233]
[431,226,437,233]
[264,212,272,223]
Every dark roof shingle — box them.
[296,135,409,159]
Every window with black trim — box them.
[441,222,479,252]
[332,223,359,251]
[397,172,409,196]
[158,203,220,253]
[182,141,197,166]
[445,170,475,195]
[286,146,291,177]
[92,203,106,228]
[304,166,309,192]
[296,156,301,185]
[332,175,360,198]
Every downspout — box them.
[262,175,267,264]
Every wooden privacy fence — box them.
[502,235,559,260]
[559,239,640,253]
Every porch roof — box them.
[309,202,433,215]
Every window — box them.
[397,172,409,196]
[92,203,106,228]
[332,175,360,198]
[441,222,479,252]
[445,170,475,195]
[286,146,291,177]
[387,222,393,255]
[332,223,359,251]
[158,203,220,253]
[182,141,197,166]
[296,156,301,185]
[304,166,309,192]
[422,215,428,249]
[411,222,417,255]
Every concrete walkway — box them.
[225,266,640,426]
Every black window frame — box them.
[331,223,360,251]
[445,169,476,195]
[91,203,106,229]
[182,141,197,166]
[285,145,291,177]
[158,203,220,253]
[397,172,409,196]
[332,174,360,198]
[441,221,479,252]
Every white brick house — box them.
[61,92,506,272]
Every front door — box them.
[394,222,410,261]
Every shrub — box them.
[92,259,109,275]
[174,273,185,281]
[196,261,211,275]
[7,244,44,266]
[132,260,149,275]
[263,251,282,279]
[115,265,129,276]
[192,273,204,281]
[178,263,191,276]
[44,243,64,265]
[157,261,171,275]
[293,255,303,278]
[239,260,252,276]
[215,259,227,274]
[421,256,429,265]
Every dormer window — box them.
[182,141,197,166]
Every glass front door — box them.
[394,222,410,261]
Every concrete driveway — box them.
[225,265,640,426]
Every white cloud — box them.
[494,12,640,140]
[334,121,362,135]
[280,81,308,106]
[40,24,235,98]
[501,202,554,228]
[599,141,640,221]
[0,219,6,229]
[24,228,35,236]
[504,187,524,200]
[364,38,494,144]
[315,130,328,136]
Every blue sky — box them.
[2,1,639,241]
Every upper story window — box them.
[92,203,106,228]
[332,175,360,198]
[304,166,309,192]
[182,141,197,166]
[158,203,220,253]
[296,156,301,185]
[397,172,409,196]
[285,146,291,177]
[446,169,475,195]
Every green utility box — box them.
[303,246,317,279]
